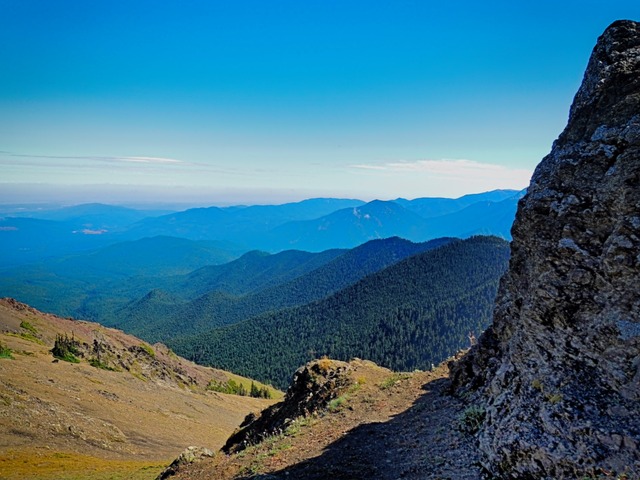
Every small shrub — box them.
[327,395,348,412]
[0,341,13,359]
[207,378,247,396]
[139,343,155,358]
[7,331,44,345]
[51,333,81,363]
[284,417,315,437]
[249,381,272,399]
[532,378,563,404]
[88,357,117,371]
[317,356,332,374]
[379,372,411,390]
[19,320,38,335]
[546,392,563,404]
[458,405,485,434]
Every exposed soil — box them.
[174,357,484,480]
[0,298,279,480]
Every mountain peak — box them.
[557,20,640,146]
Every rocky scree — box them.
[451,20,640,479]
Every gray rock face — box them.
[451,20,640,479]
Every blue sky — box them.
[1,1,638,206]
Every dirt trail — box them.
[176,358,483,480]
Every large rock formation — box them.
[452,20,640,478]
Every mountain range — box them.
[0,189,519,390]
[107,236,458,343]
[0,189,522,269]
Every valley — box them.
[0,192,517,388]
[171,236,509,388]
[0,192,516,479]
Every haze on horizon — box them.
[1,1,638,207]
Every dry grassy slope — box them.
[0,298,280,480]
[175,357,483,480]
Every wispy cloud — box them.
[351,158,532,181]
[0,152,187,165]
[0,151,264,179]
[115,156,184,164]
[348,158,533,197]
[350,164,388,171]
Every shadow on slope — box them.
[262,377,482,480]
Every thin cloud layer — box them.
[352,158,532,182]
[118,156,184,164]
[0,152,186,165]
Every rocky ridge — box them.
[452,20,640,478]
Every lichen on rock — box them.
[451,19,640,479]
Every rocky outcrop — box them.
[156,446,215,480]
[222,359,352,454]
[451,20,640,478]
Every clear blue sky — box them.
[1,1,638,206]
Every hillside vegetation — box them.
[0,191,520,327]
[115,236,455,342]
[172,236,510,388]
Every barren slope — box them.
[172,357,483,480]
[0,298,279,480]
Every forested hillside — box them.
[113,237,454,341]
[166,247,346,299]
[170,236,510,388]
[0,191,520,335]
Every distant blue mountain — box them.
[263,200,431,251]
[0,204,175,266]
[1,203,172,230]
[0,190,523,269]
[0,235,242,317]
[394,189,520,218]
[258,191,523,251]
[123,197,365,244]
[423,190,526,240]
[0,217,118,266]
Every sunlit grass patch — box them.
[0,449,167,480]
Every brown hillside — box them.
[171,357,483,480]
[0,298,279,480]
